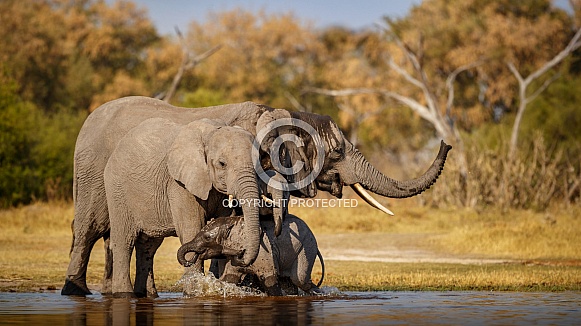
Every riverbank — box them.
[0,202,579,292]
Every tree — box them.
[507,27,581,154]
[185,9,322,108]
[0,0,159,112]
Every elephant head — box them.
[289,112,452,213]
[177,216,243,267]
[254,107,317,199]
[168,119,260,266]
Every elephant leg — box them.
[134,235,164,298]
[62,231,98,295]
[278,276,299,295]
[209,259,228,279]
[63,152,110,296]
[110,218,137,297]
[101,232,113,295]
[261,274,284,296]
[168,181,206,274]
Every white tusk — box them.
[228,194,234,208]
[261,195,275,205]
[351,183,394,216]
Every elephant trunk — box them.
[234,166,261,266]
[343,140,452,198]
[177,245,199,267]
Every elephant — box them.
[63,96,451,296]
[62,96,314,296]
[177,214,324,296]
[287,111,452,210]
[102,117,265,297]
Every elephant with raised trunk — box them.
[178,214,324,296]
[103,118,263,297]
[289,111,452,213]
[63,96,451,296]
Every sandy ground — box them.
[316,233,516,265]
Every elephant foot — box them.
[61,278,92,296]
[113,292,137,298]
[147,290,159,299]
[263,276,283,296]
[133,289,159,299]
[101,280,112,295]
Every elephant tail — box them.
[315,250,325,288]
[69,219,75,257]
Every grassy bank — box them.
[0,202,579,292]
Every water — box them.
[0,291,579,325]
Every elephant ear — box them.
[167,120,222,200]
[255,109,292,152]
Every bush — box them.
[0,75,85,207]
[428,135,581,210]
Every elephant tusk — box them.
[228,194,234,208]
[351,183,395,216]
[261,195,276,207]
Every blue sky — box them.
[132,0,422,35]
[130,0,573,36]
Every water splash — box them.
[176,271,343,298]
[177,271,265,298]
[318,286,342,296]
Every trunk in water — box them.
[176,169,260,267]
[177,247,198,267]
[344,140,452,198]
[233,170,261,266]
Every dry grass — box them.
[0,202,580,292]
[293,203,581,260]
[320,261,581,291]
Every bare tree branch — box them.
[524,27,581,85]
[527,72,561,104]
[284,91,308,112]
[388,33,441,121]
[305,86,439,134]
[508,28,581,154]
[386,57,424,89]
[162,27,222,103]
[446,60,485,117]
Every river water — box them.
[0,290,579,325]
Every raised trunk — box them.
[342,140,452,198]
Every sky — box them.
[129,0,573,36]
[131,0,422,36]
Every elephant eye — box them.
[204,229,217,241]
[331,147,344,159]
[218,160,227,168]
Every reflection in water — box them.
[0,291,580,325]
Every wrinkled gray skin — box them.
[103,118,261,297]
[289,111,452,200]
[63,96,451,296]
[62,97,312,296]
[178,214,323,296]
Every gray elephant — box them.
[288,111,452,207]
[63,97,311,296]
[103,117,267,297]
[63,96,451,296]
[177,213,324,296]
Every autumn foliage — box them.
[0,0,579,209]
